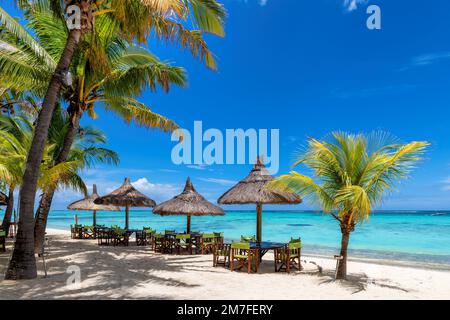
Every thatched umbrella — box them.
[0,191,7,206]
[94,178,156,229]
[153,177,224,233]
[218,157,301,242]
[67,184,119,226]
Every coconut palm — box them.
[0,0,225,279]
[0,110,89,237]
[34,106,119,253]
[268,132,429,280]
[2,2,186,253]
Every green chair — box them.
[201,233,216,254]
[274,238,302,273]
[140,227,155,246]
[230,242,259,273]
[240,235,256,242]
[83,226,95,239]
[153,233,165,253]
[0,229,6,253]
[112,228,129,246]
[71,224,83,239]
[213,243,231,268]
[214,232,224,245]
[175,234,193,255]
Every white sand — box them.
[0,228,449,300]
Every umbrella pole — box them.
[187,214,191,234]
[93,210,97,226]
[256,203,262,242]
[125,205,129,230]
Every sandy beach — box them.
[0,228,449,300]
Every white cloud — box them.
[259,0,268,6]
[199,178,238,186]
[129,178,180,202]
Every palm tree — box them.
[34,106,119,253]
[0,109,101,238]
[1,2,185,253]
[268,132,429,280]
[1,0,225,279]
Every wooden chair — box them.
[153,233,165,253]
[112,229,129,246]
[213,243,231,267]
[200,233,216,254]
[82,226,95,239]
[71,224,83,239]
[230,242,259,273]
[240,235,256,242]
[214,232,224,246]
[97,227,112,246]
[0,229,6,253]
[274,239,302,273]
[175,234,193,255]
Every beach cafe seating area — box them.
[70,224,303,274]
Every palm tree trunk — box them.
[34,108,82,254]
[5,28,82,280]
[1,187,15,238]
[336,229,350,280]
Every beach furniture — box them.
[274,239,302,273]
[112,228,129,246]
[153,233,165,253]
[70,224,83,239]
[175,234,193,254]
[82,226,95,239]
[241,235,256,242]
[94,178,156,230]
[214,232,224,245]
[97,227,112,246]
[213,243,231,267]
[230,242,259,273]
[200,233,216,254]
[0,229,6,252]
[153,178,224,234]
[137,227,154,246]
[67,184,119,237]
[218,157,301,242]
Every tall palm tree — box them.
[1,0,225,279]
[268,132,429,280]
[34,106,119,253]
[4,2,186,252]
[0,109,102,238]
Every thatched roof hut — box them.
[67,184,119,226]
[94,178,156,229]
[0,191,7,206]
[153,177,224,233]
[218,157,301,242]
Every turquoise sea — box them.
[41,209,450,266]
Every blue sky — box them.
[4,0,450,210]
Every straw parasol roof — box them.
[67,184,119,211]
[0,191,7,206]
[94,178,156,229]
[218,157,301,242]
[94,178,156,207]
[153,178,224,233]
[154,178,224,217]
[218,157,301,205]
